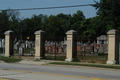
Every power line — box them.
[0,4,95,11]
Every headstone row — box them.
[14,39,35,50]
[77,44,108,53]
[45,45,66,54]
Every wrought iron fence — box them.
[13,35,35,57]
[77,36,108,62]
[11,34,108,62]
[45,37,66,60]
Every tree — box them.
[71,10,85,36]
[56,13,72,36]
[0,10,9,37]
[7,8,20,31]
[20,14,45,35]
[0,9,21,37]
[81,16,107,39]
[93,0,120,30]
[43,15,61,37]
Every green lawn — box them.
[0,56,22,63]
[45,56,66,61]
[44,53,107,63]
[14,48,35,54]
[50,62,120,69]
[13,49,108,63]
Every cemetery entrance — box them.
[45,37,66,61]
[13,35,35,58]
[77,35,108,63]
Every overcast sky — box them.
[0,0,100,19]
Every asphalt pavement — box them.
[0,59,120,80]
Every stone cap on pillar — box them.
[107,29,120,35]
[34,30,46,35]
[4,30,14,35]
[66,30,77,35]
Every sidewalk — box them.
[16,59,120,71]
[17,59,52,65]
[17,59,64,65]
[1,57,120,70]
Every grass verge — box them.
[0,56,22,63]
[50,62,120,69]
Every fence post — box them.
[107,29,120,64]
[34,30,46,59]
[4,30,14,57]
[65,30,77,62]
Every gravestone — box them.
[21,43,26,49]
[51,46,57,53]
[64,40,67,45]
[60,41,64,45]
[14,42,19,50]
[63,44,66,54]
[92,44,97,52]
[84,45,94,53]
[50,42,54,46]
[77,41,81,46]
[32,42,35,48]
[30,51,35,54]
[14,37,17,44]
[45,40,47,45]
[47,41,51,45]
[48,46,52,53]
[28,42,32,48]
[102,44,108,54]
[91,41,96,45]
[105,44,108,54]
[19,47,24,56]
[97,35,108,53]
[104,41,108,44]
[2,39,5,48]
[80,41,84,51]
[77,46,82,52]
[0,39,5,53]
[45,41,49,46]
[57,46,63,53]
[98,47,104,53]
[45,46,49,52]
[25,40,28,48]
[0,41,2,47]
[59,41,63,47]
[98,43,104,53]
[14,44,19,50]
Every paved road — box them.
[0,63,119,80]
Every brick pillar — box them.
[34,30,46,59]
[4,30,14,57]
[107,29,120,64]
[65,30,77,62]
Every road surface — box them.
[0,63,119,80]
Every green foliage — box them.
[0,56,22,63]
[14,48,35,54]
[45,56,66,61]
[0,10,9,37]
[72,59,81,62]
[0,10,87,37]
[93,0,120,30]
[34,58,41,61]
[80,16,107,38]
[1,6,120,38]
